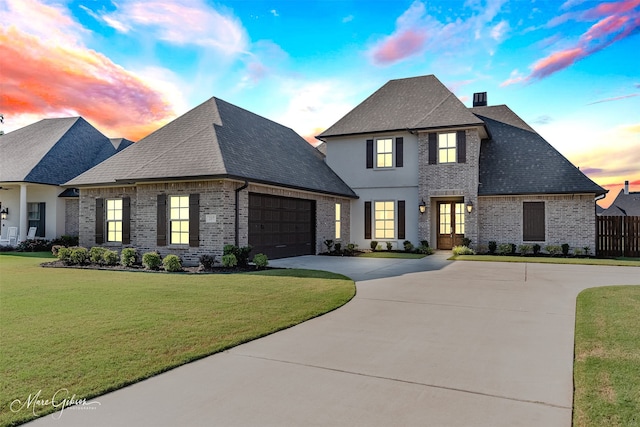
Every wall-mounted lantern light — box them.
[466,201,473,214]
[0,207,8,220]
[418,199,426,214]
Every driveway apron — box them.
[27,254,639,426]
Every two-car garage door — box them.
[248,193,316,259]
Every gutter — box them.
[235,180,249,246]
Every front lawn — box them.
[358,251,427,259]
[573,286,640,427]
[451,254,640,267]
[0,253,355,426]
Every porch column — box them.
[19,184,27,242]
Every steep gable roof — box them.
[67,97,356,198]
[318,75,484,138]
[601,189,640,216]
[473,105,605,196]
[0,117,120,185]
[109,138,134,151]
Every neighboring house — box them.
[318,75,606,251]
[65,97,356,263]
[0,117,131,242]
[600,181,640,216]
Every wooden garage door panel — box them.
[248,193,315,259]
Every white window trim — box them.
[105,198,123,243]
[373,200,395,240]
[169,195,190,245]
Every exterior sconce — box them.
[466,201,473,214]
[418,199,426,214]
[0,208,8,220]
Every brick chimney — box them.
[624,180,629,195]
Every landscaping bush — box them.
[477,244,488,254]
[51,245,63,256]
[199,254,216,271]
[57,247,72,263]
[420,240,429,248]
[488,241,497,254]
[403,240,414,252]
[343,243,358,256]
[510,243,517,254]
[334,243,342,254]
[561,243,570,256]
[461,237,472,247]
[497,243,512,255]
[323,239,334,253]
[533,243,541,255]
[417,243,433,255]
[545,245,562,256]
[69,247,88,265]
[222,254,238,268]
[223,244,252,267]
[573,247,584,257]
[120,248,137,267]
[162,254,182,272]
[518,244,532,256]
[370,240,379,251]
[452,245,475,256]
[583,246,591,256]
[103,250,119,266]
[89,247,108,264]
[52,235,79,247]
[386,242,393,251]
[16,239,51,252]
[253,253,269,269]
[142,252,162,270]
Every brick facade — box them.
[477,194,597,250]
[64,199,79,236]
[78,179,351,265]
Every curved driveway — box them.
[28,253,639,426]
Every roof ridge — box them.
[412,91,454,128]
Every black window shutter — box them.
[396,137,403,167]
[38,202,46,238]
[189,193,200,247]
[398,200,405,239]
[95,198,104,244]
[457,130,466,163]
[428,133,437,164]
[523,202,545,241]
[122,197,131,244]
[157,194,167,246]
[364,201,372,239]
[366,139,374,169]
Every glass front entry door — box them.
[437,202,465,249]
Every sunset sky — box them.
[1,0,638,207]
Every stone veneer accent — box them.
[417,128,481,248]
[477,194,597,250]
[78,180,351,265]
[64,199,79,236]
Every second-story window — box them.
[376,138,393,168]
[438,132,456,163]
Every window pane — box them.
[374,200,395,240]
[438,133,456,163]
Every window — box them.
[374,201,395,239]
[455,203,465,234]
[438,132,456,163]
[27,202,45,237]
[376,138,393,168]
[523,202,545,241]
[170,196,190,244]
[335,203,341,239]
[106,199,123,242]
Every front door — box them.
[437,202,465,249]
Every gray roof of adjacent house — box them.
[600,189,640,216]
[473,105,606,196]
[67,97,357,198]
[318,75,484,138]
[109,138,134,151]
[0,117,122,186]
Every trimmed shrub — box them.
[561,243,570,256]
[199,254,216,271]
[461,237,472,247]
[533,243,541,255]
[52,235,79,247]
[583,246,591,256]
[370,240,379,251]
[420,240,429,248]
[488,241,497,254]
[510,243,517,254]
[16,239,51,252]
[103,250,119,266]
[545,245,562,256]
[386,242,393,251]
[57,247,72,263]
[89,247,107,264]
[518,244,532,256]
[403,240,414,252]
[417,245,434,255]
[497,243,512,255]
[69,247,88,265]
[162,254,182,272]
[334,243,342,254]
[452,245,475,256]
[51,245,63,256]
[323,239,334,253]
[253,253,269,269]
[343,243,358,256]
[120,248,137,267]
[223,245,252,267]
[222,254,238,268]
[142,252,162,270]
[573,247,584,257]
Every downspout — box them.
[235,181,249,247]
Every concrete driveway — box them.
[28,253,638,426]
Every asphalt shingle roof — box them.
[67,97,356,198]
[0,117,121,185]
[318,75,484,138]
[473,105,606,196]
[601,190,640,216]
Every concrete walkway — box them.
[28,254,639,426]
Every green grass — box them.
[0,253,355,426]
[451,254,640,267]
[358,251,426,259]
[573,286,640,427]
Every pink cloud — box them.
[587,94,639,105]
[529,47,584,80]
[583,0,640,19]
[371,29,428,65]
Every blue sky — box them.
[1,0,639,206]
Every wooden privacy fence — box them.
[597,216,640,258]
